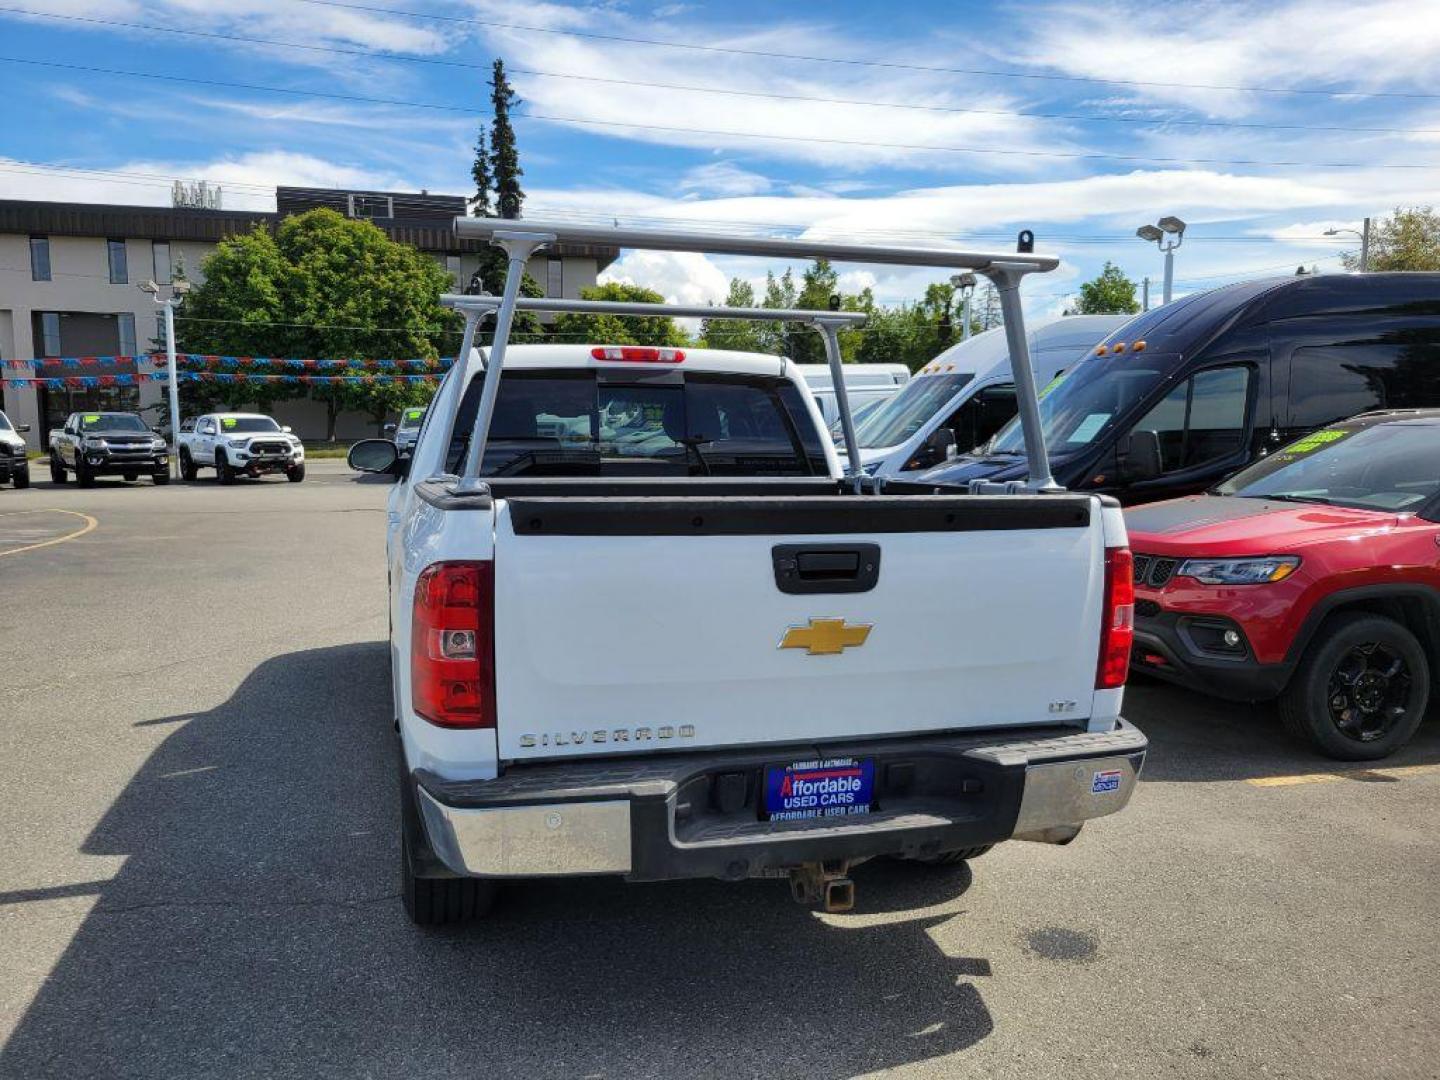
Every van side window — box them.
[946,383,1016,451]
[1131,366,1250,473]
[1289,343,1440,429]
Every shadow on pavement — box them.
[1,643,991,1079]
[1127,677,1440,783]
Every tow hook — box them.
[789,860,855,913]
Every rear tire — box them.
[400,787,496,927]
[216,451,235,485]
[152,471,171,486]
[286,463,305,483]
[179,449,197,481]
[1279,612,1429,761]
[122,472,138,482]
[49,454,65,484]
[13,467,29,489]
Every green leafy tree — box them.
[179,209,457,440]
[701,278,765,352]
[1072,261,1141,315]
[784,260,840,364]
[490,59,524,220]
[551,282,690,346]
[1345,207,1440,271]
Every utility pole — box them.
[1142,277,1150,312]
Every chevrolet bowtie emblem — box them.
[778,618,873,656]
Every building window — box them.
[346,193,393,220]
[108,239,128,284]
[117,313,137,357]
[547,256,563,298]
[41,312,61,356]
[29,236,51,281]
[445,254,462,291]
[153,241,172,285]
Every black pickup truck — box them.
[49,411,171,486]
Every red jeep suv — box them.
[1125,410,1440,761]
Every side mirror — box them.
[16,423,30,433]
[282,425,293,434]
[1121,429,1163,482]
[348,438,400,475]
[383,423,397,435]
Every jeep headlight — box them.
[227,438,248,448]
[82,436,107,449]
[151,438,167,451]
[1177,556,1300,585]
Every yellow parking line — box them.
[1248,762,1440,787]
[0,508,98,558]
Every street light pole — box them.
[950,272,977,342]
[1136,216,1186,306]
[140,279,187,477]
[1325,218,1372,272]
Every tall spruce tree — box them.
[490,59,524,220]
[470,123,493,218]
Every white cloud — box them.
[1018,0,1440,116]
[482,17,1086,170]
[2,0,451,71]
[600,250,730,307]
[0,151,416,209]
[679,162,772,198]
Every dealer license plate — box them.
[762,757,876,821]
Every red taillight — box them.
[412,561,495,728]
[590,346,685,363]
[1096,547,1134,690]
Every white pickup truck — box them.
[177,412,305,483]
[349,220,1146,926]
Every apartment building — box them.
[0,189,617,448]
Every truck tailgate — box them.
[492,495,1106,761]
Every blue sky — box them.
[1,0,1438,316]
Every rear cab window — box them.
[447,370,826,477]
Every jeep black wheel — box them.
[286,463,305,483]
[179,449,197,481]
[49,454,65,484]
[13,467,29,489]
[152,471,171,485]
[216,451,235,485]
[75,458,95,488]
[122,471,138,482]
[1280,612,1429,761]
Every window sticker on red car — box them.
[1281,428,1349,457]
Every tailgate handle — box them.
[773,544,881,595]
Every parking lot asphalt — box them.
[2,461,1438,1080]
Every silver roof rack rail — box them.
[442,219,1059,495]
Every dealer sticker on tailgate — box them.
[763,758,876,821]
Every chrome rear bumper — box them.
[414,720,1146,881]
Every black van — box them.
[919,273,1440,502]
